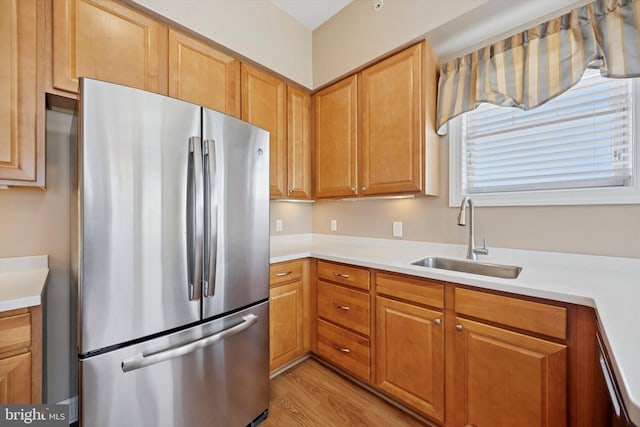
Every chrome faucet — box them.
[457,197,488,260]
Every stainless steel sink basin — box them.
[411,257,522,279]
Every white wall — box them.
[309,137,640,259]
[132,0,313,88]
[0,111,77,403]
[312,0,486,87]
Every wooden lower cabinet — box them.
[0,306,42,404]
[308,261,606,427]
[316,318,370,381]
[270,280,304,371]
[453,317,567,427]
[0,353,32,403]
[269,259,309,373]
[375,296,444,422]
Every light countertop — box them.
[271,233,640,424]
[0,255,49,312]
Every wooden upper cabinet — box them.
[52,0,168,95]
[0,0,45,186]
[454,317,567,427]
[314,75,358,198]
[168,30,240,117]
[359,43,422,195]
[286,86,312,199]
[241,64,286,198]
[314,41,439,199]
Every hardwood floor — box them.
[262,358,427,427]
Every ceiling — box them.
[271,0,353,30]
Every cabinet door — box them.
[286,86,311,199]
[168,29,240,117]
[269,280,304,372]
[454,317,567,427]
[0,0,44,186]
[314,75,358,198]
[52,0,167,95]
[0,352,32,404]
[359,43,422,195]
[375,296,444,422]
[241,64,286,198]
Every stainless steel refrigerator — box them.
[76,78,270,427]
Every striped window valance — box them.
[437,0,640,135]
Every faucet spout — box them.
[457,197,488,260]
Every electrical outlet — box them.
[393,221,403,237]
[275,219,283,232]
[330,219,337,232]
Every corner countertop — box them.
[0,255,49,312]
[270,233,640,425]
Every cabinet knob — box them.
[351,187,356,193]
[434,318,441,325]
[361,186,367,192]
[456,324,463,331]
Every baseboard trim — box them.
[269,353,312,379]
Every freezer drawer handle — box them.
[121,314,258,373]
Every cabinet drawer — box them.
[318,281,369,336]
[376,272,444,309]
[0,313,31,353]
[317,319,370,381]
[270,260,303,287]
[317,261,370,290]
[455,287,567,340]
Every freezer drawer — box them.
[79,302,269,427]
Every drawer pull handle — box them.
[332,303,350,311]
[434,318,441,325]
[274,271,293,277]
[332,344,351,353]
[333,272,350,279]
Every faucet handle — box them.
[474,238,489,255]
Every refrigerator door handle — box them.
[121,313,258,372]
[187,137,203,301]
[203,138,217,298]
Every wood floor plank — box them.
[262,358,426,427]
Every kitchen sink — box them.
[411,257,522,279]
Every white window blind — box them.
[461,69,633,194]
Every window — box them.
[449,69,640,206]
